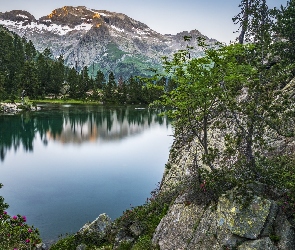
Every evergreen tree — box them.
[95,70,106,89]
[49,55,65,97]
[273,0,295,80]
[19,61,39,98]
[117,76,127,104]
[67,68,80,98]
[24,40,36,62]
[103,71,116,103]
[127,76,143,104]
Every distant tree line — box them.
[0,106,168,162]
[0,25,177,104]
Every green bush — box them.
[0,184,41,249]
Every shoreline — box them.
[0,102,40,113]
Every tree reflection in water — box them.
[0,105,170,162]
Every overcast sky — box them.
[1,0,288,44]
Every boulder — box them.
[237,237,278,250]
[217,192,271,239]
[79,213,111,236]
[152,195,220,250]
[274,210,295,250]
[152,188,295,250]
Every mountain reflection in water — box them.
[0,104,173,243]
[0,105,170,162]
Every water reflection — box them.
[0,105,169,162]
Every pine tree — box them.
[103,71,116,103]
[49,55,65,97]
[95,70,106,89]
[67,68,79,98]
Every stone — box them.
[35,243,46,250]
[114,230,134,248]
[216,226,246,248]
[217,192,271,239]
[152,196,220,250]
[274,210,295,250]
[79,213,112,236]
[130,222,144,237]
[260,201,279,237]
[76,243,87,250]
[237,237,278,250]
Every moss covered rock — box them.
[217,192,271,239]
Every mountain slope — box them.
[0,6,217,78]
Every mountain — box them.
[0,6,217,78]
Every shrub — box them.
[0,184,41,249]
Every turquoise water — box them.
[0,104,173,244]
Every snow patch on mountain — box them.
[111,25,124,32]
[0,19,92,35]
[97,12,109,17]
[16,14,28,19]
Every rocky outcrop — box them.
[0,103,40,113]
[152,188,295,250]
[79,213,112,236]
[0,10,36,23]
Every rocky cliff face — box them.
[71,132,295,250]
[0,6,217,78]
[152,186,295,249]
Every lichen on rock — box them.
[217,191,272,239]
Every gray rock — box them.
[114,230,134,249]
[153,200,217,250]
[76,243,87,250]
[152,189,288,250]
[217,192,271,239]
[274,210,295,250]
[260,201,279,237]
[216,226,246,248]
[35,243,46,250]
[79,213,112,236]
[238,237,278,250]
[130,222,144,237]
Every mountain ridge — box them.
[0,6,218,78]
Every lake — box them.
[0,104,173,244]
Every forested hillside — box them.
[0,25,177,104]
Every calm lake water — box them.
[0,104,173,244]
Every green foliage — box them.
[117,241,133,250]
[50,231,106,250]
[107,43,126,61]
[153,0,295,211]
[49,234,76,250]
[131,235,156,250]
[0,27,166,104]
[269,234,281,243]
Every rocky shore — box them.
[0,102,40,113]
[65,134,295,250]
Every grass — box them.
[31,99,102,105]
[107,43,127,61]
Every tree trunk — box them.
[239,0,251,44]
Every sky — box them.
[0,0,289,44]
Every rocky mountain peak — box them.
[0,10,36,24]
[39,6,105,28]
[0,6,218,79]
